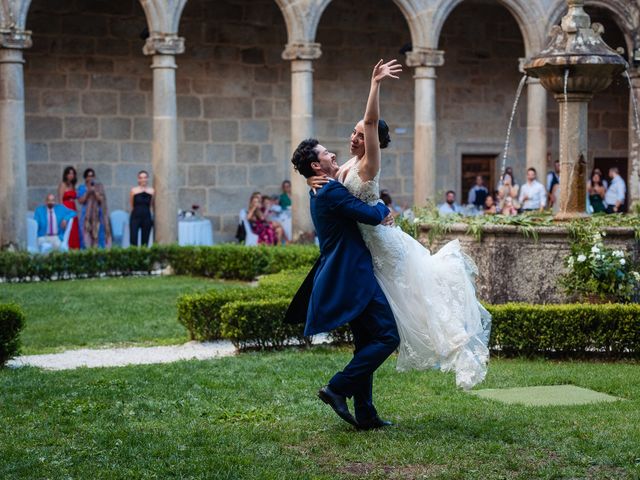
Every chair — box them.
[26,217,38,253]
[109,210,129,247]
[239,209,259,246]
[58,217,75,252]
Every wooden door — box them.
[461,154,497,204]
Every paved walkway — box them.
[7,341,237,371]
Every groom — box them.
[290,138,399,430]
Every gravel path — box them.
[7,341,237,371]
[7,334,330,371]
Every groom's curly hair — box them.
[291,139,319,178]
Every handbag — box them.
[235,222,246,243]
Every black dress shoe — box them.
[357,416,393,431]
[318,386,358,427]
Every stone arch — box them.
[546,0,640,59]
[430,0,546,55]
[138,0,188,34]
[0,0,32,30]
[275,0,423,47]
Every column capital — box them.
[143,33,185,56]
[281,42,322,61]
[405,48,444,68]
[0,27,32,49]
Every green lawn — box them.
[1,350,638,479]
[0,276,236,354]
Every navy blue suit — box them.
[306,180,399,422]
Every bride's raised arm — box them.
[359,59,402,182]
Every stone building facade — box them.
[1,0,640,247]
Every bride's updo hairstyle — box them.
[291,138,319,178]
[378,119,391,149]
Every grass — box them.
[1,349,639,479]
[0,276,238,354]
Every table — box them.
[178,219,214,246]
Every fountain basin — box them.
[418,223,638,304]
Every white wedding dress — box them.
[342,162,492,390]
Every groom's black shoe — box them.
[318,386,358,427]
[357,416,393,431]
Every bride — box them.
[305,59,491,390]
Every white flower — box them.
[632,272,640,280]
[593,233,602,241]
[613,250,624,258]
[577,254,587,262]
[596,254,604,260]
[591,246,600,254]
[620,259,626,265]
[602,231,606,237]
[413,218,420,224]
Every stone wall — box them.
[436,2,527,195]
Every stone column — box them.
[143,35,184,244]
[406,48,444,206]
[282,43,321,240]
[525,77,548,177]
[0,27,31,249]
[627,70,640,209]
[555,92,592,220]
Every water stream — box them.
[500,74,528,179]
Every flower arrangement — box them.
[560,230,640,303]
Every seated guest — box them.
[380,189,402,218]
[438,190,462,215]
[500,196,518,216]
[34,193,76,250]
[246,193,279,245]
[279,180,292,210]
[262,195,287,244]
[483,195,497,215]
[467,176,489,209]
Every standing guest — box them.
[497,173,520,212]
[34,193,76,251]
[592,167,608,189]
[518,168,547,212]
[438,190,462,215]
[467,175,489,209]
[57,166,80,249]
[483,195,497,215]
[498,166,517,189]
[129,170,154,247]
[588,171,607,214]
[77,168,112,248]
[279,180,292,210]
[605,167,626,213]
[546,157,560,209]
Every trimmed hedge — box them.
[220,299,309,350]
[177,270,308,342]
[490,303,640,357]
[0,245,319,282]
[0,304,26,367]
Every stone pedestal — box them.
[555,92,591,220]
[283,43,321,240]
[628,71,640,210]
[525,78,548,179]
[0,32,31,249]
[406,49,444,206]
[145,36,184,244]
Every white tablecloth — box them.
[178,219,214,246]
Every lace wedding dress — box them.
[343,162,492,390]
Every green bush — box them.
[0,304,26,367]
[0,245,319,282]
[220,299,309,350]
[488,303,640,357]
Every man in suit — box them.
[290,138,399,430]
[34,193,76,250]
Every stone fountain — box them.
[419,0,637,304]
[523,0,628,220]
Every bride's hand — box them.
[372,59,402,84]
[381,212,395,227]
[307,175,329,194]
